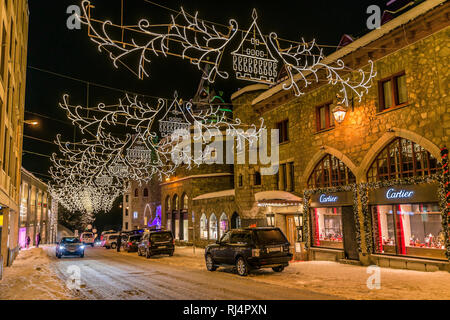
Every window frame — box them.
[307,154,356,188]
[315,102,334,132]
[276,119,289,144]
[378,71,408,112]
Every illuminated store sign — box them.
[385,188,414,200]
[319,194,338,203]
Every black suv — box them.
[138,230,175,258]
[205,227,292,276]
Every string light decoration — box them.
[78,0,376,106]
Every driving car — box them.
[80,232,95,247]
[138,230,174,258]
[124,234,143,253]
[56,237,86,258]
[204,227,292,276]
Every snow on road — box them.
[0,248,74,300]
[1,245,450,300]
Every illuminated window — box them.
[133,211,138,219]
[367,138,439,182]
[219,213,229,238]
[209,214,218,240]
[316,102,334,131]
[308,155,355,188]
[379,72,408,111]
[200,214,208,239]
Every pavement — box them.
[45,246,340,300]
[3,245,450,300]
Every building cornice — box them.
[160,173,233,186]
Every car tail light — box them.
[172,239,175,245]
[252,249,261,257]
[128,242,132,246]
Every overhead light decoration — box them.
[78,1,376,106]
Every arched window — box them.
[182,193,188,210]
[367,138,439,182]
[308,154,355,188]
[219,213,229,238]
[172,194,179,211]
[165,196,171,212]
[254,171,261,186]
[143,188,149,197]
[134,188,139,197]
[231,212,241,229]
[209,214,218,240]
[200,214,208,239]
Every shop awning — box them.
[255,191,302,207]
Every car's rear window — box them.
[254,229,287,245]
[61,238,80,244]
[129,235,142,241]
[150,232,172,242]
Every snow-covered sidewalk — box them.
[148,246,450,300]
[0,247,74,300]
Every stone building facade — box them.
[0,0,29,269]
[122,178,161,232]
[230,1,449,271]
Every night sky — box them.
[23,0,388,182]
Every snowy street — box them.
[2,246,450,300]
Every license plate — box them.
[158,246,167,249]
[268,246,282,253]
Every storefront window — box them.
[219,213,228,238]
[200,214,208,239]
[209,214,218,240]
[310,207,343,249]
[372,203,445,259]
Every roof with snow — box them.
[193,189,235,201]
[255,191,302,204]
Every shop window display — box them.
[200,214,208,239]
[372,203,445,259]
[219,213,229,238]
[209,214,218,240]
[311,207,343,249]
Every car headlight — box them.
[80,245,85,250]
[59,245,65,249]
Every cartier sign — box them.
[369,183,438,204]
[310,191,353,208]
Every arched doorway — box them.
[307,154,359,260]
[172,194,179,239]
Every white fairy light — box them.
[79,1,376,104]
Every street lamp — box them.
[23,120,39,126]
[332,102,347,124]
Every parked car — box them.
[124,234,143,253]
[205,227,292,276]
[100,230,116,241]
[138,230,175,258]
[102,233,119,249]
[80,232,95,247]
[56,237,85,258]
[103,233,128,249]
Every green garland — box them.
[303,184,361,253]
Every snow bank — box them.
[0,248,75,300]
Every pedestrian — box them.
[36,233,41,248]
[26,236,31,249]
[117,231,122,252]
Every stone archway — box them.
[300,146,358,188]
[357,129,441,182]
